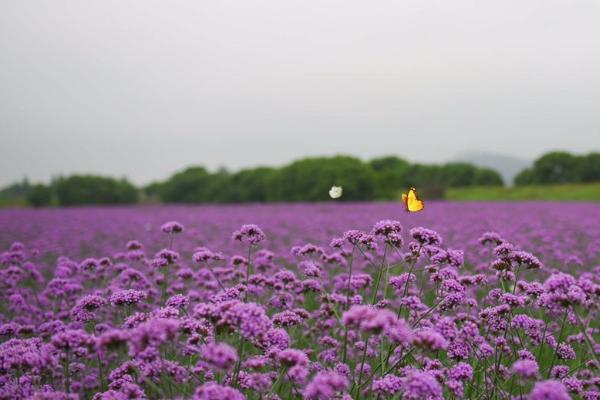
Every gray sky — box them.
[1,0,599,186]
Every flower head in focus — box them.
[232,224,266,245]
[161,221,184,234]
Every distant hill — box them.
[453,151,531,185]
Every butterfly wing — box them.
[407,188,425,212]
[401,192,409,211]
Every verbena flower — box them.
[152,249,180,268]
[512,251,543,269]
[165,294,189,308]
[127,318,179,355]
[412,328,448,351]
[199,342,238,371]
[401,370,443,400]
[272,310,303,327]
[528,380,571,400]
[341,230,377,250]
[109,289,146,306]
[220,302,272,340]
[448,362,474,381]
[70,295,107,322]
[161,221,184,234]
[276,348,309,367]
[232,224,266,245]
[193,247,225,263]
[371,220,403,246]
[193,382,245,400]
[302,370,349,399]
[512,359,539,379]
[410,227,442,246]
[478,232,504,246]
[372,374,402,395]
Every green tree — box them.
[405,164,443,187]
[529,151,581,184]
[579,152,600,182]
[369,156,410,200]
[144,181,165,198]
[437,163,503,187]
[514,168,535,185]
[0,179,31,202]
[226,167,276,202]
[473,168,504,186]
[55,175,138,205]
[272,155,376,202]
[440,163,478,187]
[158,167,230,203]
[27,184,53,207]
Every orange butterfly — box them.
[401,187,425,212]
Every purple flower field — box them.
[1,202,599,400]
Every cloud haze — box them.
[1,0,599,186]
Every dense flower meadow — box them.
[0,202,599,400]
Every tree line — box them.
[515,151,600,185]
[8,151,599,206]
[146,155,504,203]
[18,155,502,206]
[26,176,138,207]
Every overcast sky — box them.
[1,0,599,186]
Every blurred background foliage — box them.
[1,151,599,207]
[514,151,600,185]
[142,155,501,204]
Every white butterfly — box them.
[329,186,343,199]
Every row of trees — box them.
[26,176,138,207]
[147,155,503,203]
[22,155,503,206]
[515,151,600,185]
[15,151,600,206]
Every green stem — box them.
[161,267,170,304]
[371,244,388,305]
[97,353,106,392]
[571,306,600,364]
[355,335,371,399]
[345,248,356,308]
[272,367,287,394]
[206,262,226,291]
[245,245,253,299]
[144,377,167,398]
[410,296,446,328]
[341,248,356,365]
[285,372,302,397]
[232,336,246,387]
[396,246,420,319]
[492,264,522,398]
[536,313,549,362]
[64,348,71,392]
[511,264,521,295]
[546,311,568,378]
[358,347,416,392]
[342,326,349,364]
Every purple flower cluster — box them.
[0,202,599,400]
[232,224,266,245]
[161,221,184,234]
[199,342,238,371]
